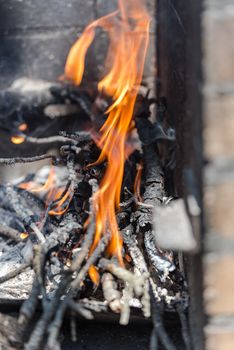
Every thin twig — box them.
[176,302,192,350]
[0,263,31,284]
[71,237,107,289]
[6,186,46,243]
[71,214,96,272]
[19,278,41,325]
[102,272,121,313]
[0,154,56,165]
[120,282,132,325]
[68,300,94,320]
[26,135,76,145]
[150,283,176,350]
[99,258,144,297]
[0,223,21,241]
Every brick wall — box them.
[202,1,234,349]
[0,0,155,89]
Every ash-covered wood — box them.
[0,86,189,349]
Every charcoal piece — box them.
[136,118,175,146]
[133,117,166,233]
[134,91,156,119]
[44,104,80,119]
[122,150,142,195]
[0,207,25,232]
[0,79,93,158]
[144,231,175,272]
[0,78,56,130]
[0,223,21,241]
[76,181,92,199]
[0,185,45,223]
[0,313,25,349]
[50,84,94,118]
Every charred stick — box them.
[67,154,77,187]
[99,258,144,297]
[144,231,175,273]
[60,131,91,144]
[71,237,107,289]
[23,218,79,346]
[0,154,56,165]
[134,118,165,232]
[24,274,71,350]
[40,180,71,230]
[135,118,176,281]
[141,280,151,319]
[150,328,159,350]
[71,180,98,272]
[102,273,121,313]
[0,262,31,284]
[70,312,77,342]
[120,282,133,325]
[6,186,46,243]
[150,285,176,350]
[176,302,192,350]
[122,225,148,274]
[26,135,76,145]
[33,244,48,300]
[46,299,69,350]
[30,223,46,243]
[68,300,94,320]
[71,215,96,272]
[44,103,80,119]
[19,278,41,325]
[45,238,107,348]
[24,217,79,349]
[78,299,108,313]
[122,225,151,318]
[0,223,21,241]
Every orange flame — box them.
[18,123,28,131]
[134,162,143,203]
[19,166,55,192]
[48,188,73,216]
[19,166,72,216]
[65,0,150,269]
[20,232,29,240]
[11,135,25,144]
[88,265,100,285]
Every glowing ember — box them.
[134,162,143,203]
[11,135,25,144]
[65,0,150,271]
[18,123,28,131]
[20,232,29,240]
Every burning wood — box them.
[0,0,190,349]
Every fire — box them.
[11,135,25,144]
[65,0,150,272]
[48,188,73,215]
[134,162,143,203]
[19,166,72,216]
[20,232,29,240]
[18,123,28,132]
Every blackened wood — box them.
[0,154,56,165]
[0,223,21,241]
[134,117,165,234]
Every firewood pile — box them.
[0,83,190,350]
